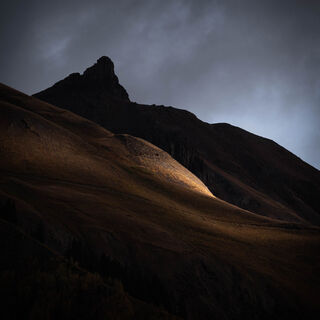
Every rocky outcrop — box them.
[35,56,129,117]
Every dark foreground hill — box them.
[1,83,320,319]
[34,56,320,225]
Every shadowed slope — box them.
[1,83,320,319]
[34,57,320,225]
[0,218,178,320]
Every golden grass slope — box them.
[0,84,212,199]
[0,83,320,319]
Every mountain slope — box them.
[34,57,320,225]
[1,83,320,319]
[0,218,178,320]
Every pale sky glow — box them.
[1,0,319,169]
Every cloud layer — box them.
[1,0,319,168]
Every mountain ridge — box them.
[34,57,320,225]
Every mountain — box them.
[1,83,320,319]
[34,57,320,225]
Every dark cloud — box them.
[1,0,319,168]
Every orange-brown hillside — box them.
[1,83,320,319]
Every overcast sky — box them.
[1,0,319,169]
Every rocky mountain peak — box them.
[36,56,130,102]
[83,56,115,82]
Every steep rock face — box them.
[34,57,320,225]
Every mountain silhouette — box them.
[35,56,320,225]
[1,82,320,319]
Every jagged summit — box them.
[36,56,129,103]
[83,56,116,82]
